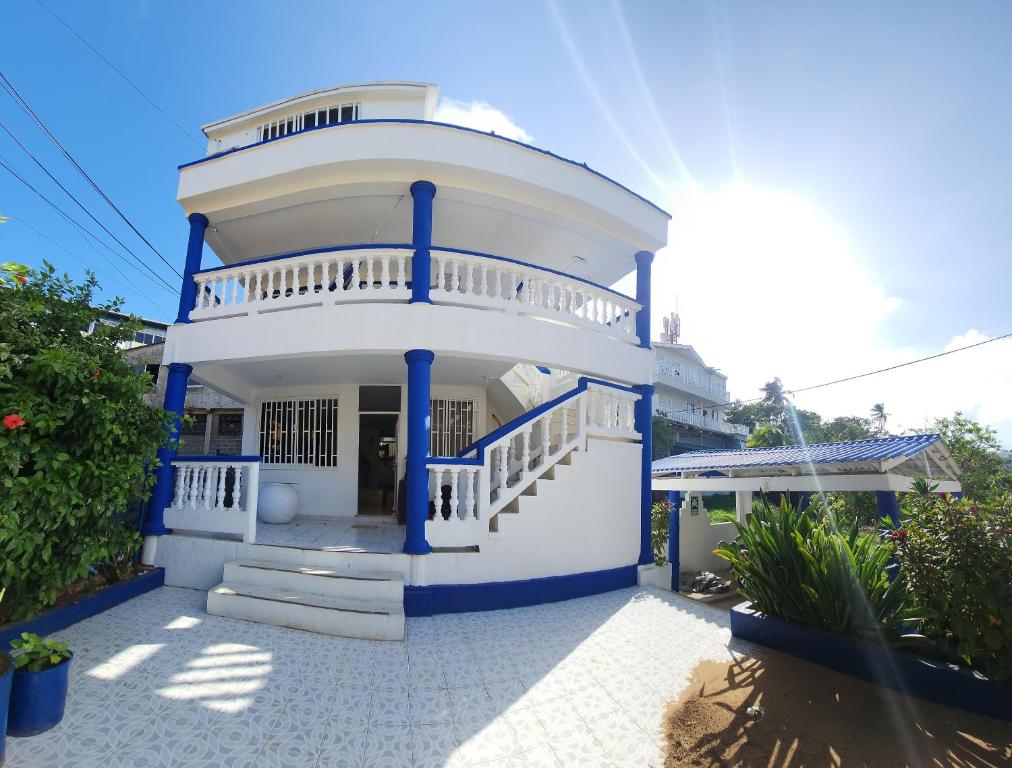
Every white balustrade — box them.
[164,458,261,542]
[189,248,412,320]
[424,381,640,546]
[655,407,750,436]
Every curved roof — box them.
[652,434,960,480]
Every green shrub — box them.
[0,264,168,622]
[10,632,71,672]
[891,482,1012,682]
[651,499,672,565]
[715,495,914,643]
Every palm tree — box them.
[870,403,889,435]
[761,378,786,406]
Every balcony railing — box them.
[653,365,728,403]
[189,246,641,344]
[162,456,261,542]
[656,408,749,437]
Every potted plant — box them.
[6,633,73,737]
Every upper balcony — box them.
[652,360,729,406]
[177,82,670,292]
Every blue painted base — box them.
[0,655,11,766]
[7,654,72,737]
[730,602,1012,721]
[0,568,165,653]
[404,564,638,616]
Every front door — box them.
[357,386,401,516]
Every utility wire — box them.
[33,0,204,150]
[0,155,177,293]
[0,118,180,293]
[0,71,183,279]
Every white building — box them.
[651,319,748,453]
[142,81,669,638]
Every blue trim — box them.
[178,119,670,218]
[192,243,638,303]
[666,490,682,591]
[875,490,900,527]
[172,455,261,463]
[634,251,652,349]
[0,655,10,765]
[535,365,551,374]
[634,383,655,565]
[450,376,639,462]
[404,564,638,616]
[177,213,208,324]
[0,569,165,652]
[409,180,436,305]
[731,602,1012,721]
[144,363,193,536]
[404,349,434,555]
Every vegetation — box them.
[715,495,915,643]
[651,499,672,565]
[892,480,1012,682]
[928,413,1012,502]
[10,632,71,672]
[0,264,167,623]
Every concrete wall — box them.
[677,494,736,573]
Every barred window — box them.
[182,413,208,437]
[217,413,243,436]
[259,398,339,467]
[430,398,477,457]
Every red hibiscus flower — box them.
[92,370,101,380]
[3,413,25,430]
[15,275,27,285]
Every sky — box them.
[2,1,1010,444]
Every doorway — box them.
[358,386,401,517]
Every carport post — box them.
[875,491,901,528]
[667,490,681,591]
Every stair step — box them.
[223,559,403,601]
[207,581,404,641]
[236,542,411,577]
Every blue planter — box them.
[7,653,72,737]
[0,654,11,767]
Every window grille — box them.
[255,103,360,142]
[217,413,243,436]
[430,398,477,457]
[182,413,208,437]
[259,398,339,467]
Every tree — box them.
[929,413,1012,502]
[870,403,889,435]
[0,263,168,622]
[747,423,788,448]
[760,377,786,406]
[819,415,874,443]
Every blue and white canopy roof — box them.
[652,434,960,481]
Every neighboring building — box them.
[652,313,748,453]
[142,81,669,635]
[126,342,244,456]
[85,309,169,349]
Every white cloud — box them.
[434,99,532,143]
[615,185,1012,445]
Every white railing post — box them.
[245,462,260,543]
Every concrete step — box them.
[207,581,404,640]
[236,542,411,578]
[223,559,403,602]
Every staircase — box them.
[206,543,408,640]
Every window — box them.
[430,398,477,457]
[259,397,339,466]
[133,330,165,345]
[255,103,360,143]
[217,413,243,436]
[182,413,208,437]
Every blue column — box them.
[634,383,655,565]
[634,251,653,349]
[404,349,434,554]
[409,181,436,304]
[176,213,209,323]
[143,363,193,536]
[876,491,900,528]
[667,491,682,591]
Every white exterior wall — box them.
[677,495,735,573]
[422,438,641,585]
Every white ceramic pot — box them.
[258,482,298,524]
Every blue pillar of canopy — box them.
[176,213,208,324]
[876,490,901,527]
[634,383,655,566]
[404,349,434,554]
[143,362,193,536]
[634,251,653,349]
[409,181,436,304]
[667,490,682,591]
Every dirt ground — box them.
[663,649,1012,768]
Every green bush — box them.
[651,499,672,565]
[715,495,914,643]
[0,264,168,622]
[891,482,1012,682]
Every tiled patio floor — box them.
[255,516,405,553]
[7,586,746,768]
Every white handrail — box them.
[164,458,261,542]
[425,382,639,546]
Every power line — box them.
[33,0,204,150]
[0,118,181,293]
[0,70,183,279]
[0,155,177,293]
